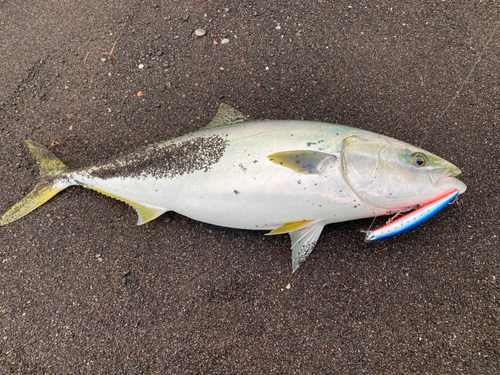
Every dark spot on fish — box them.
[298,180,301,184]
[253,160,258,163]
[87,135,228,180]
[234,190,239,194]
[295,160,300,164]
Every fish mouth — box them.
[446,166,462,178]
[429,166,461,184]
[438,168,467,194]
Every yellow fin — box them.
[0,140,70,227]
[86,186,167,225]
[203,103,247,130]
[267,150,337,174]
[0,184,65,226]
[25,140,67,177]
[266,220,316,235]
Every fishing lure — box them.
[365,190,459,242]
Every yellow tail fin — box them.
[0,141,70,226]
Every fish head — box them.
[340,134,466,210]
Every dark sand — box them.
[0,1,498,373]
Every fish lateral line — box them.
[364,189,459,242]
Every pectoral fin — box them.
[85,186,167,225]
[267,220,325,273]
[267,151,337,174]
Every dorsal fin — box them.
[203,103,247,130]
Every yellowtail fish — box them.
[0,104,466,272]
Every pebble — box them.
[195,28,206,37]
[138,64,144,69]
[221,38,230,44]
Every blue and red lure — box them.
[365,189,459,242]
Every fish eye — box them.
[411,153,427,167]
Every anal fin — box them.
[85,186,167,225]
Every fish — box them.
[0,104,466,272]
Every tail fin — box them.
[0,140,71,226]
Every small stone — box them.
[221,38,230,44]
[138,64,144,69]
[101,58,106,62]
[195,28,206,37]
